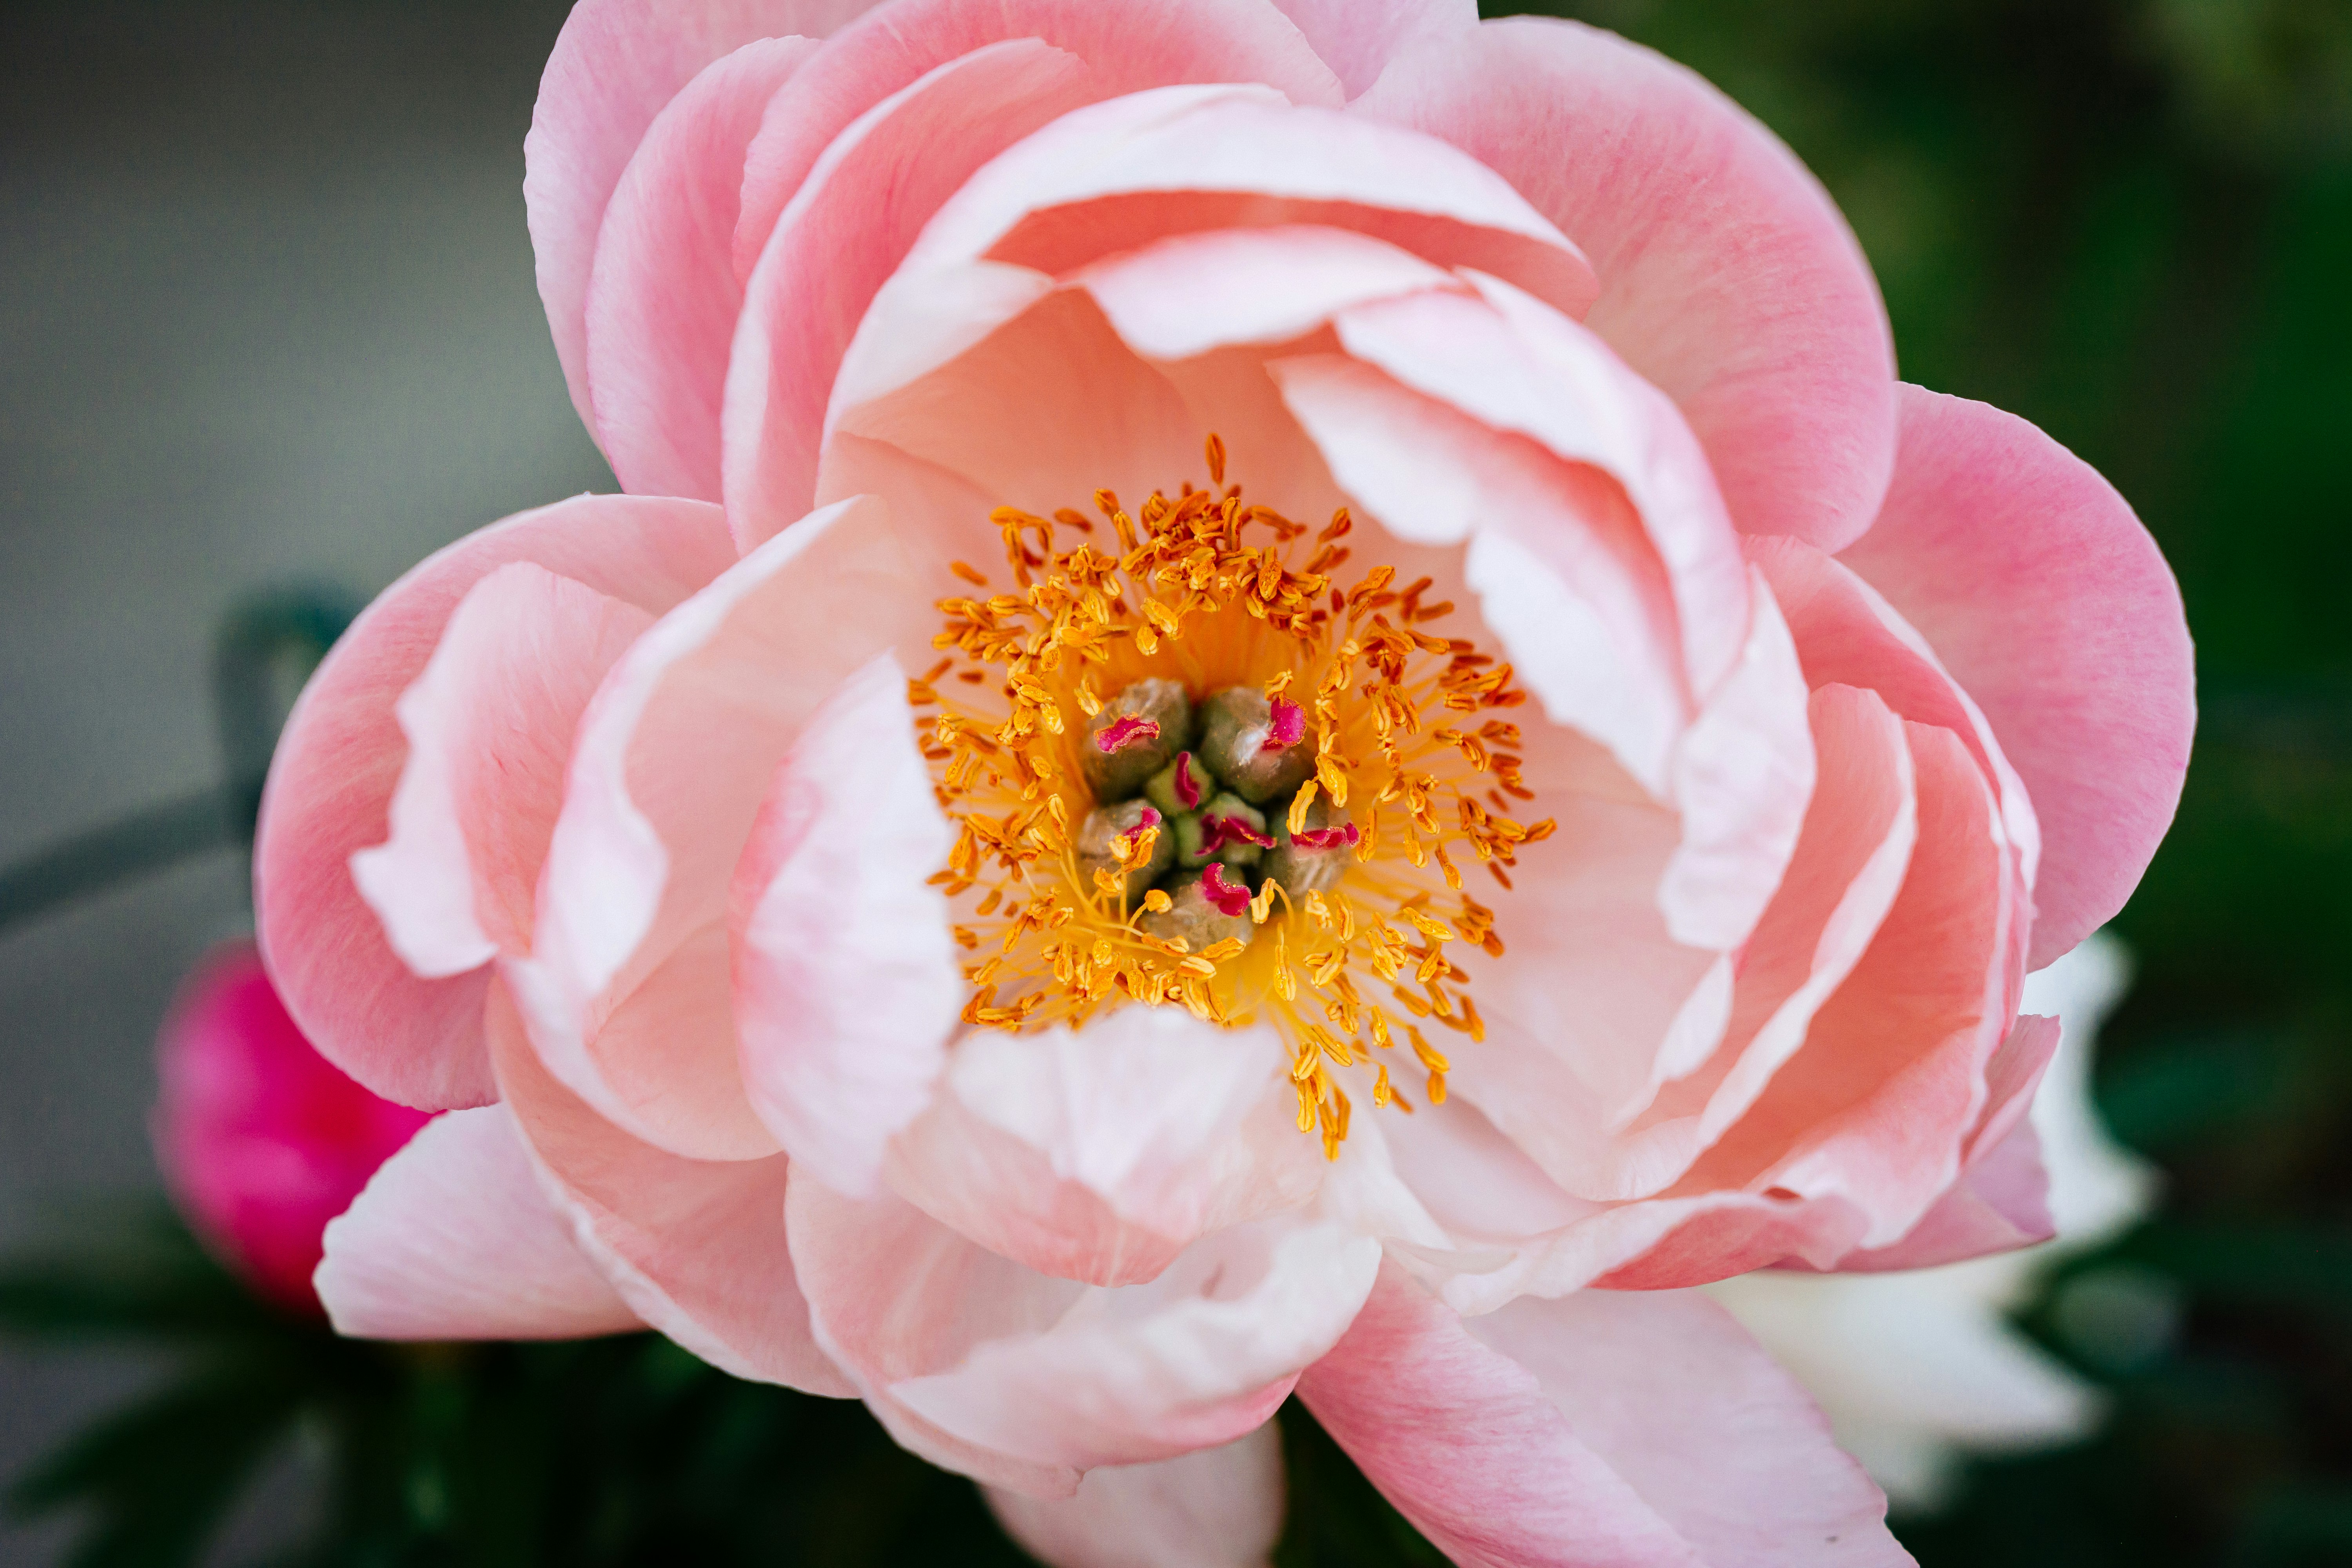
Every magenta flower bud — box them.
[152,940,431,1314]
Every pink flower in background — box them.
[250,1,2196,1561]
[152,940,431,1314]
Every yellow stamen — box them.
[918,436,1544,1155]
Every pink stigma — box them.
[1200,814,1275,856]
[1259,697,1305,754]
[1201,863,1252,917]
[1096,715,1161,754]
[1173,752,1202,809]
[1136,806,1162,830]
[1291,821,1361,852]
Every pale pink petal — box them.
[728,0,1348,284]
[1441,742,1726,1157]
[1454,683,1914,1205]
[1839,386,2194,967]
[1608,685,1918,1185]
[722,37,1098,548]
[821,86,1598,469]
[1835,1119,2055,1274]
[1077,227,1460,365]
[789,1176,1376,1482]
[787,1171,1086,1494]
[255,494,735,1111]
[488,983,853,1394]
[316,1105,641,1341]
[1681,720,2027,1249]
[1323,278,1751,695]
[524,0,882,431]
[508,494,937,1161]
[986,1424,1283,1568]
[1656,568,1814,953]
[1297,1264,1907,1566]
[827,289,1203,531]
[585,35,822,500]
[884,1011,1323,1286]
[730,653,962,1196]
[1466,1285,1913,1568]
[890,1215,1377,1474]
[351,563,652,980]
[1272,352,1688,791]
[1750,535,2042,919]
[1357,16,1898,549]
[1269,0,1476,98]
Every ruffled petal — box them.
[1321,277,1750,696]
[1298,1264,1907,1567]
[1268,0,1476,99]
[1838,387,2194,967]
[819,85,1596,492]
[316,1105,641,1341]
[789,1176,1376,1483]
[1357,16,1897,549]
[351,563,652,980]
[525,0,883,431]
[1272,351,1688,791]
[1677,719,2027,1249]
[508,494,935,1160]
[884,1011,1323,1286]
[255,494,735,1111]
[722,37,1098,547]
[489,982,853,1394]
[985,1424,1283,1568]
[585,35,822,499]
[728,0,1348,283]
[731,652,962,1196]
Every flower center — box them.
[911,436,1553,1156]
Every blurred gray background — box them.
[0,3,607,1558]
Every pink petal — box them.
[255,494,735,1111]
[986,1424,1284,1568]
[1679,720,2027,1249]
[584,35,822,500]
[1749,535,2041,922]
[1269,0,1476,99]
[1298,1264,1907,1566]
[1321,279,1752,696]
[1601,685,1918,1190]
[1451,683,1913,1206]
[351,563,652,980]
[730,0,1348,283]
[524,0,883,432]
[821,85,1597,473]
[1358,16,1898,550]
[1657,567,1814,953]
[1075,225,1462,365]
[731,653,962,1197]
[790,1176,1377,1480]
[828,288,1203,532]
[721,37,1097,548]
[489,982,853,1394]
[508,494,933,1161]
[316,1104,641,1341]
[1834,1118,2056,1274]
[1838,386,2194,967]
[1272,353,1690,791]
[884,1011,1321,1286]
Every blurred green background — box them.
[4,0,2350,1563]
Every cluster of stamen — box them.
[910,435,1553,1156]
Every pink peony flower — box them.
[152,940,431,1314]
[260,2,2195,1560]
